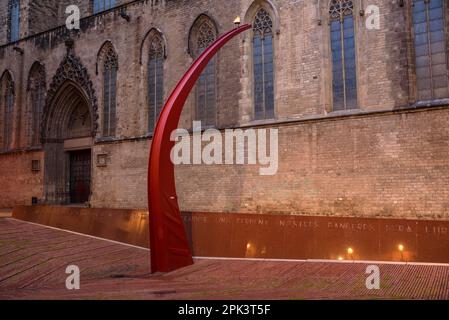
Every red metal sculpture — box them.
[148,24,251,273]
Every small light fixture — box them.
[234,16,241,28]
[398,244,405,262]
[338,256,344,261]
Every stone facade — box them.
[0,0,449,220]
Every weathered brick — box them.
[0,1,448,220]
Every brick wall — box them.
[0,0,134,45]
[28,0,59,35]
[88,106,449,220]
[0,150,43,207]
[0,0,448,219]
[91,139,150,209]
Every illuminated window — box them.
[93,0,116,13]
[330,0,357,111]
[148,34,164,133]
[412,0,448,100]
[9,0,20,42]
[28,63,46,147]
[102,46,118,137]
[253,9,275,120]
[190,16,217,127]
[1,72,14,150]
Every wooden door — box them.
[70,149,91,204]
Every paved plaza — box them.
[0,217,448,300]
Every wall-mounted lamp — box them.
[234,16,241,28]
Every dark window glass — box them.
[148,35,164,133]
[93,0,116,13]
[330,0,358,111]
[9,0,20,42]
[253,9,275,120]
[194,20,217,127]
[413,0,448,100]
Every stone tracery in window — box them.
[197,21,216,51]
[253,8,273,37]
[329,0,354,20]
[253,8,275,120]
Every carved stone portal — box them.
[42,48,97,205]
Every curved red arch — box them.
[148,24,251,273]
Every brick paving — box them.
[0,218,448,300]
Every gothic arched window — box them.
[148,34,164,133]
[27,63,46,147]
[412,0,448,100]
[1,72,14,150]
[102,46,118,137]
[330,0,357,111]
[93,0,116,14]
[190,16,217,127]
[253,8,275,120]
[8,0,20,42]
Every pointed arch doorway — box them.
[43,81,94,205]
[42,49,99,205]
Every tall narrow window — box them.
[253,9,275,120]
[412,0,448,100]
[1,73,14,150]
[330,0,357,111]
[190,17,217,127]
[148,35,164,133]
[9,0,20,42]
[28,63,46,147]
[102,47,118,137]
[93,0,116,14]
